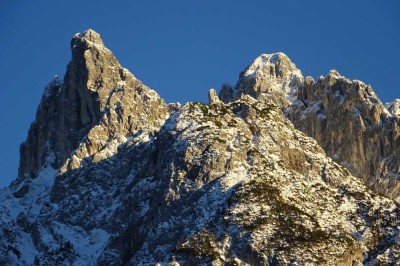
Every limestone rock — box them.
[17,29,167,184]
[225,54,400,201]
[220,53,304,107]
[1,34,400,266]
[208,88,222,105]
[387,99,400,117]
[287,70,400,199]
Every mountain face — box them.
[1,30,400,265]
[16,29,168,196]
[221,54,400,202]
[219,53,304,107]
[288,72,400,199]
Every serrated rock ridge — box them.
[220,52,304,107]
[1,31,400,265]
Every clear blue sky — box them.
[0,0,399,187]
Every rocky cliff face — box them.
[387,99,400,117]
[18,30,121,181]
[224,53,400,202]
[16,29,168,196]
[1,31,400,265]
[219,53,304,107]
[288,71,400,199]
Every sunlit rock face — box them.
[17,29,168,185]
[287,70,400,200]
[1,30,400,265]
[223,53,400,201]
[387,99,400,117]
[219,52,304,107]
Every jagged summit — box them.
[327,69,341,76]
[71,29,104,48]
[17,29,166,184]
[219,50,400,201]
[17,29,115,181]
[219,52,304,106]
[387,99,400,117]
[241,52,299,79]
[324,69,343,80]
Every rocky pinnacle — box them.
[16,29,167,190]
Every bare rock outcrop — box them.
[224,53,400,200]
[17,29,167,184]
[219,53,304,107]
[287,70,400,199]
[387,99,400,117]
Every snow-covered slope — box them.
[1,30,400,265]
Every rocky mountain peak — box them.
[218,53,400,201]
[289,69,400,199]
[241,53,298,79]
[219,52,304,107]
[71,29,104,49]
[387,99,400,117]
[67,29,127,99]
[324,69,343,85]
[16,29,167,187]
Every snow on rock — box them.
[0,164,58,265]
[386,99,400,117]
[288,68,400,201]
[220,52,304,106]
[1,30,400,266]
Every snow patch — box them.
[52,222,110,264]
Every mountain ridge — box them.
[1,29,400,265]
[221,52,400,201]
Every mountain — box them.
[288,71,400,199]
[219,53,303,107]
[1,30,400,265]
[221,54,400,201]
